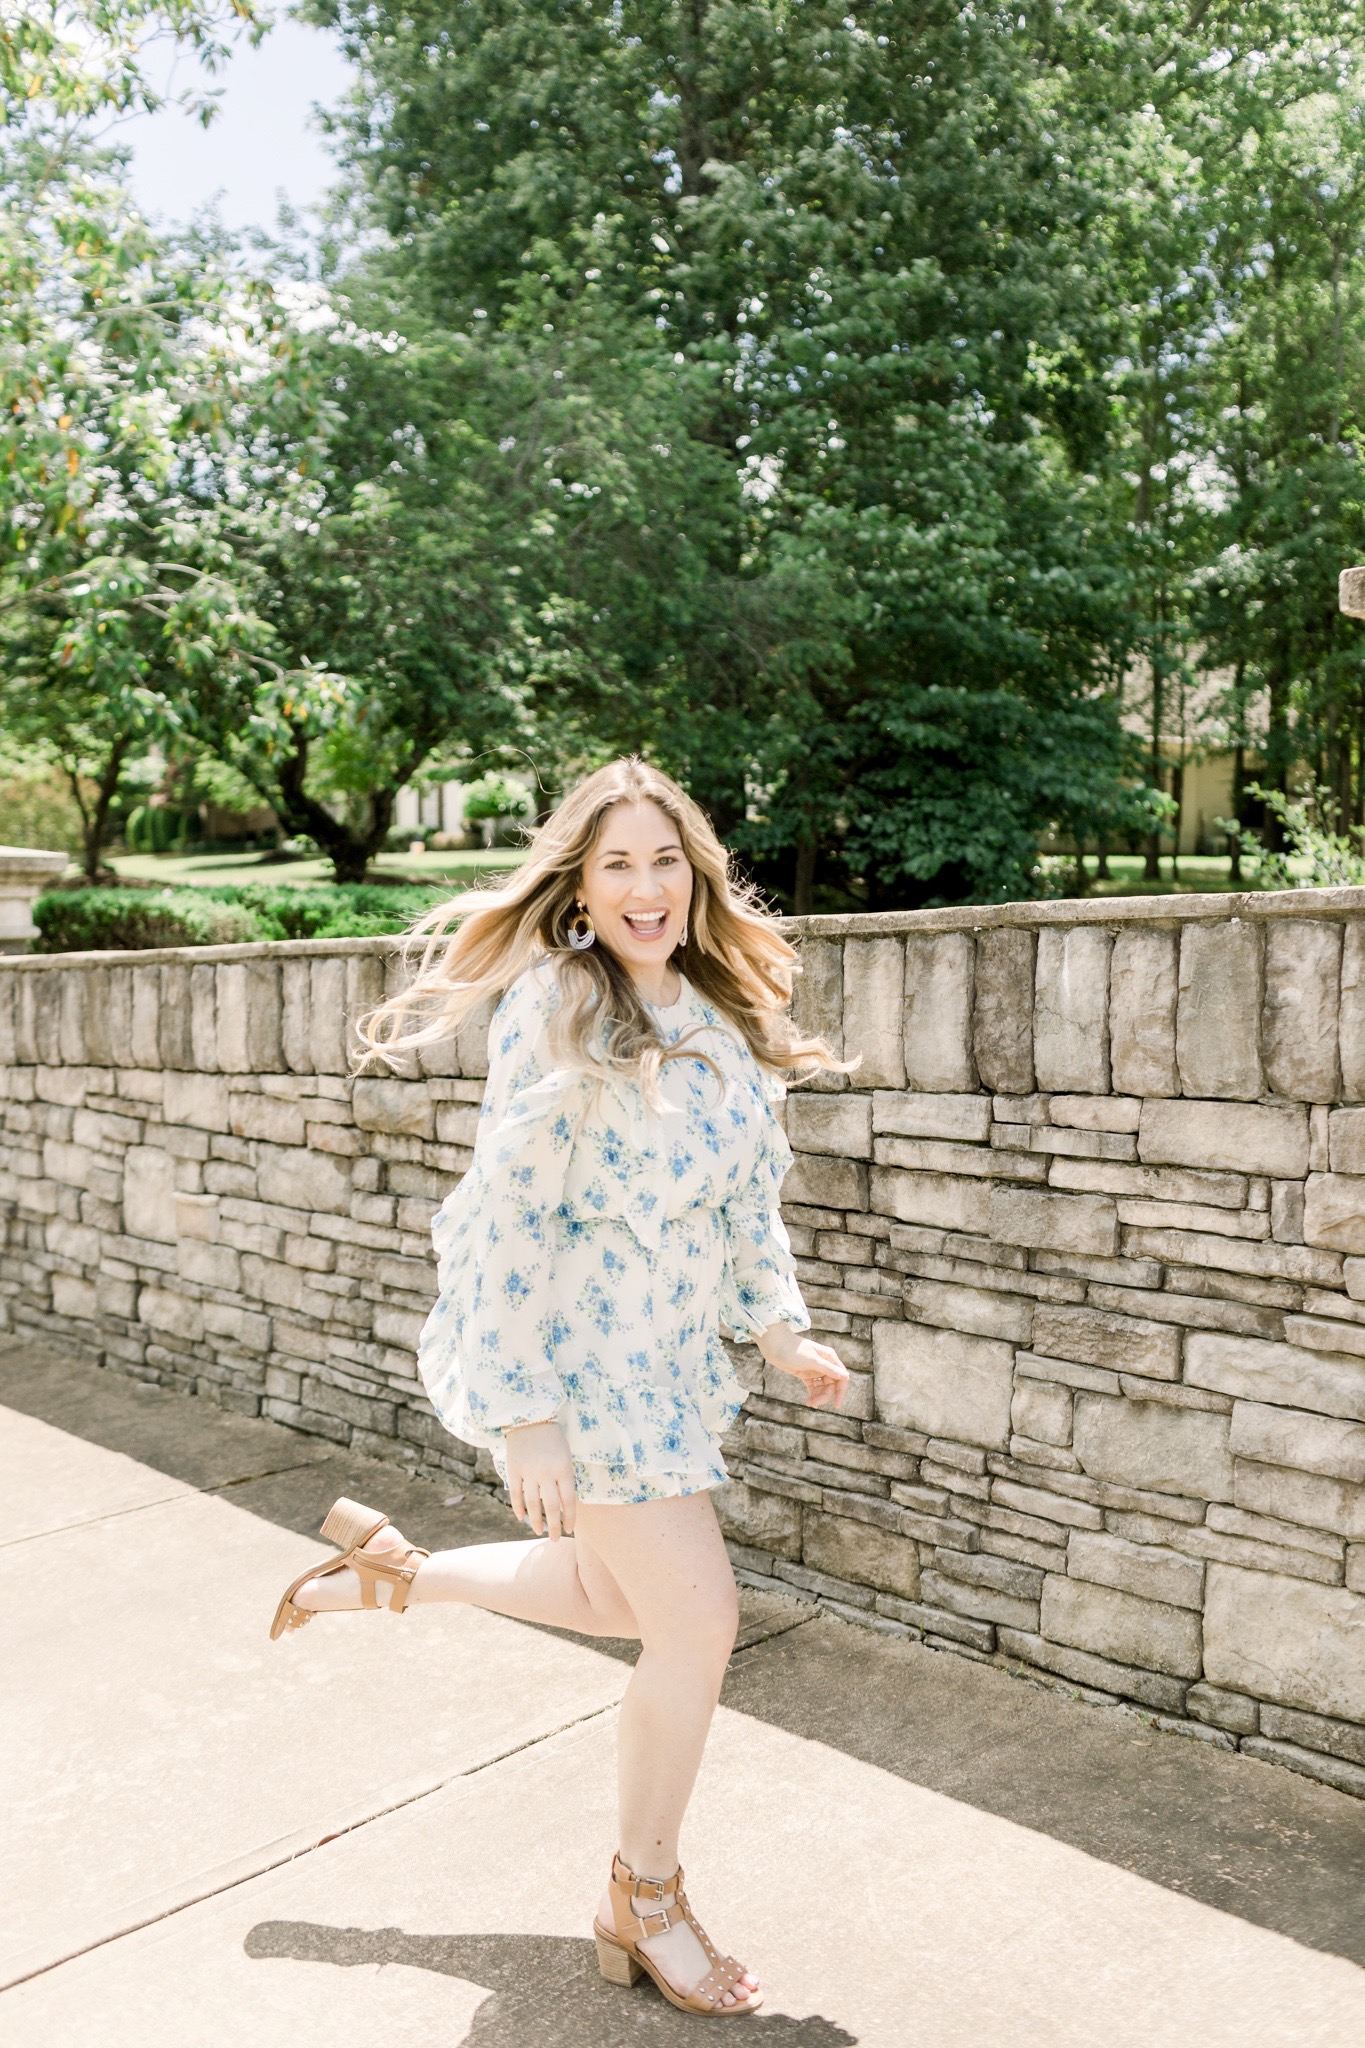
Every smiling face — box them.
[578,799,694,986]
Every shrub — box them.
[460,773,532,824]
[32,888,263,954]
[1221,786,1365,890]
[30,882,453,952]
[209,883,448,941]
[124,805,193,854]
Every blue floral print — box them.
[416,963,811,1504]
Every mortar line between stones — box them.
[0,1697,623,1998]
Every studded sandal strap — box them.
[603,1855,756,2014]
[693,1954,747,2008]
[676,1884,754,2009]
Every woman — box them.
[270,758,847,2018]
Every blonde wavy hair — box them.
[359,757,841,1089]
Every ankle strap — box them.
[610,1853,684,1939]
[611,1853,681,1899]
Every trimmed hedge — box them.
[201,884,447,943]
[31,883,450,954]
[32,890,263,953]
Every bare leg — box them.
[292,1492,752,2006]
[293,1524,638,1638]
[576,1493,757,2008]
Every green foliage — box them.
[32,889,262,953]
[124,807,192,855]
[460,774,532,823]
[1221,786,1365,889]
[0,0,264,126]
[308,0,1203,903]
[182,317,541,880]
[0,4,322,880]
[16,0,1365,908]
[30,881,451,952]
[0,742,85,852]
[201,882,448,940]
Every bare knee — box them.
[645,1579,739,1677]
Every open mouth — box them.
[622,910,669,940]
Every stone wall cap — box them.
[0,932,406,973]
[0,846,71,877]
[779,885,1365,938]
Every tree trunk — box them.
[1144,658,1165,880]
[268,726,406,885]
[69,735,130,881]
[1170,760,1184,882]
[1072,840,1088,896]
[1095,841,1110,880]
[793,833,817,916]
[676,0,713,198]
[1264,638,1292,851]
[1228,743,1244,882]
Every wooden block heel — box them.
[319,1496,387,1551]
[594,1932,644,1986]
[592,1853,762,2017]
[268,1496,429,1641]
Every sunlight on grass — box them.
[1076,852,1315,897]
[105,847,528,891]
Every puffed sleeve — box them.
[419,966,588,1444]
[717,1099,812,1341]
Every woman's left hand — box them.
[757,1324,849,1410]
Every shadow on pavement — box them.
[8,1342,1365,1973]
[244,1921,857,2044]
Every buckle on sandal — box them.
[636,1905,674,1938]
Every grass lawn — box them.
[45,844,1323,903]
[103,846,528,891]
[1073,852,1311,896]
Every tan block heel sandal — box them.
[269,1496,429,1641]
[593,1852,762,2017]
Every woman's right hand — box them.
[504,1419,578,1540]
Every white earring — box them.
[566,902,596,951]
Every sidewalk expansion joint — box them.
[0,1698,621,1997]
[205,1461,334,1494]
[0,1489,199,1552]
[0,1452,324,1555]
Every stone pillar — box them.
[1339,567,1365,617]
[0,846,67,953]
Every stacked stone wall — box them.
[3,894,1365,1797]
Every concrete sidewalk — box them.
[3,1343,1365,2047]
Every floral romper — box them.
[416,962,811,1504]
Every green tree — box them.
[1194,79,1365,841]
[0,0,304,876]
[309,0,1178,904]
[183,315,542,879]
[0,140,312,875]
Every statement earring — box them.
[677,919,688,948]
[566,901,596,951]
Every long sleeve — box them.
[420,966,588,1442]
[717,1102,811,1341]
